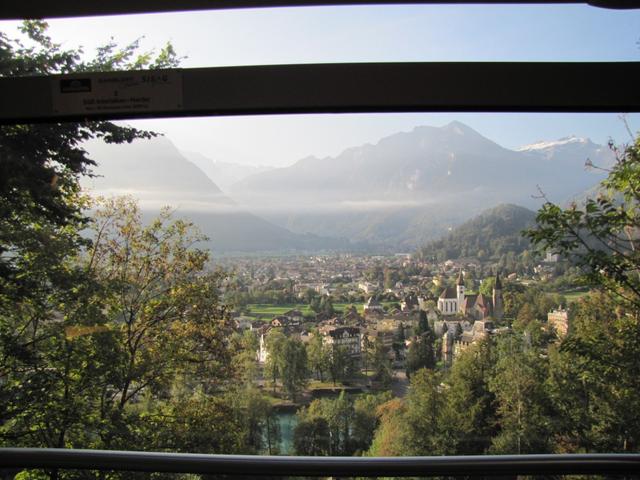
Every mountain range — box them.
[82,137,352,254]
[83,122,614,253]
[229,121,612,249]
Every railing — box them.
[1,449,640,477]
[2,0,639,20]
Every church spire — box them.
[456,269,465,286]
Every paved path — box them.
[391,369,409,398]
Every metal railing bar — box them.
[1,62,639,125]
[2,0,638,20]
[1,449,640,477]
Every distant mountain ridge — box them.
[83,137,354,254]
[180,150,273,192]
[82,122,614,253]
[418,204,537,261]
[229,121,612,249]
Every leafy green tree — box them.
[402,368,445,455]
[439,339,497,455]
[488,334,552,454]
[293,416,331,456]
[368,398,407,456]
[264,329,286,392]
[328,344,353,386]
[142,390,246,454]
[395,322,406,343]
[525,135,640,452]
[233,329,260,386]
[406,331,436,378]
[82,197,234,449]
[307,331,330,381]
[233,386,280,454]
[352,392,393,454]
[280,337,308,401]
[371,338,393,388]
[548,292,640,452]
[0,197,237,456]
[525,136,640,309]
[479,276,496,296]
[0,20,178,293]
[417,309,429,335]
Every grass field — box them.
[562,289,591,303]
[246,301,397,318]
[246,304,314,317]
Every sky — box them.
[2,4,639,167]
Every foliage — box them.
[370,338,393,388]
[0,197,238,458]
[263,330,307,400]
[307,331,330,382]
[525,136,640,309]
[548,292,640,452]
[419,204,536,262]
[488,334,553,454]
[0,21,179,293]
[295,391,392,456]
[439,339,497,455]
[405,328,436,378]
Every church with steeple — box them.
[437,271,503,321]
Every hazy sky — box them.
[2,5,639,166]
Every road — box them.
[391,369,409,398]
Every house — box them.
[358,282,379,294]
[283,309,304,323]
[445,319,495,359]
[270,316,302,330]
[548,308,569,337]
[319,326,362,357]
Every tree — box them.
[0,197,237,454]
[307,331,330,381]
[264,329,286,392]
[402,369,445,455]
[368,398,407,456]
[488,334,552,454]
[327,344,356,386]
[352,392,393,454]
[525,135,640,310]
[548,292,640,452]
[233,329,260,386]
[417,309,429,335]
[371,338,393,388]
[293,416,331,456]
[0,21,187,451]
[280,337,308,401]
[439,339,497,455]
[406,332,436,378]
[84,197,235,448]
[0,21,179,294]
[233,386,280,454]
[479,276,496,296]
[525,135,640,452]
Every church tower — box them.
[456,270,465,313]
[492,271,503,320]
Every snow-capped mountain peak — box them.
[516,135,590,152]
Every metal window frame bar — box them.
[1,449,640,477]
[1,62,639,125]
[1,0,638,19]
